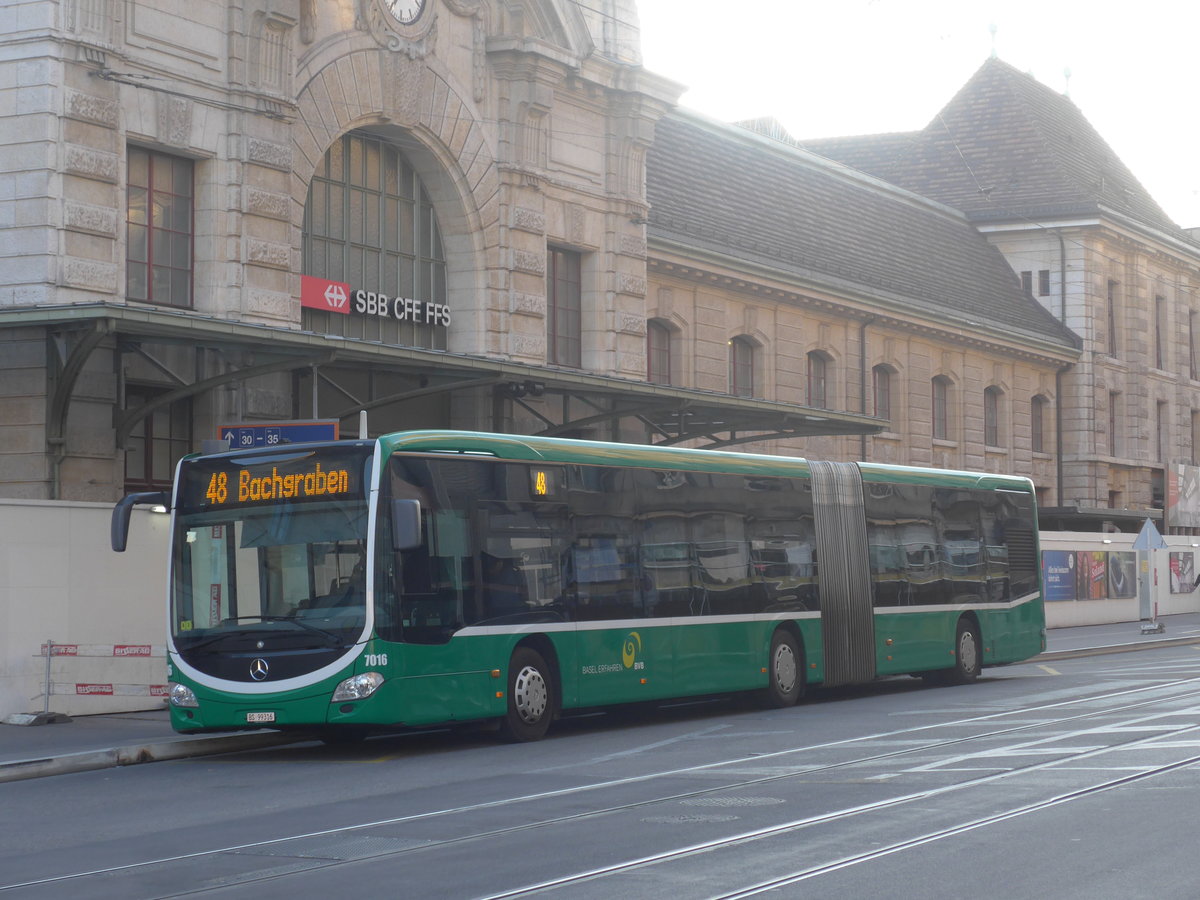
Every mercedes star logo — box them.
[249,658,269,681]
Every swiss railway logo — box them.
[300,274,351,315]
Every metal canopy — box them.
[14,303,884,450]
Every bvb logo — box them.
[622,632,642,669]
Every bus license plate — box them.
[246,712,275,724]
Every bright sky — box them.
[636,0,1200,229]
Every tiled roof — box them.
[800,58,1179,233]
[645,109,1079,353]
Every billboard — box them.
[1167,464,1200,529]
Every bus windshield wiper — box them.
[260,615,345,647]
[185,615,346,649]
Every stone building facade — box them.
[4,4,1179,537]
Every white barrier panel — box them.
[33,642,168,714]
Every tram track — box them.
[8,673,1200,897]
[472,712,1200,899]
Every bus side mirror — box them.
[391,499,422,551]
[111,491,170,552]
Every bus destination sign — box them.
[179,448,370,512]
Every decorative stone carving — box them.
[619,233,647,259]
[513,249,546,276]
[64,145,119,183]
[383,52,426,125]
[246,137,292,171]
[65,91,118,128]
[361,0,438,58]
[617,273,646,297]
[245,188,291,221]
[252,13,296,94]
[568,204,585,245]
[509,292,546,317]
[618,312,646,335]
[63,201,118,236]
[511,207,545,234]
[62,259,118,292]
[156,95,191,148]
[246,239,292,270]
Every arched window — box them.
[984,386,1004,447]
[647,319,673,385]
[932,376,952,440]
[729,336,755,397]
[302,131,447,349]
[1031,395,1048,453]
[872,365,892,421]
[806,352,829,409]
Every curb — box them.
[0,731,305,784]
[1034,635,1200,662]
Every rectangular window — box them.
[1157,401,1169,462]
[1107,280,1118,356]
[547,248,582,368]
[1155,295,1167,369]
[1108,392,1120,457]
[984,389,1000,447]
[729,338,754,398]
[872,367,891,421]
[124,386,193,492]
[647,321,671,385]
[932,378,949,441]
[127,147,193,307]
[1190,310,1198,381]
[806,353,827,409]
[1020,271,1033,296]
[1038,269,1051,296]
[1031,397,1046,454]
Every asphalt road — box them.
[4,643,1200,899]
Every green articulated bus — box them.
[111,430,1045,742]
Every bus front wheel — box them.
[761,629,805,708]
[499,646,555,742]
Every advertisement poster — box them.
[1107,551,1136,599]
[1168,464,1200,529]
[1042,550,1076,602]
[1075,551,1108,600]
[1170,551,1195,593]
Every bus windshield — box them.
[170,446,374,651]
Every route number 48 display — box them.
[206,472,229,504]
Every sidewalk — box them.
[4,612,1200,783]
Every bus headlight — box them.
[332,672,384,702]
[168,682,199,708]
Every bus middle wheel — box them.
[761,629,804,708]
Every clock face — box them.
[385,0,426,25]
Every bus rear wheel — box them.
[925,618,981,685]
[761,629,804,708]
[499,646,555,742]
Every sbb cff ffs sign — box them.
[300,274,450,327]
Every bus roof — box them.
[375,430,1034,493]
